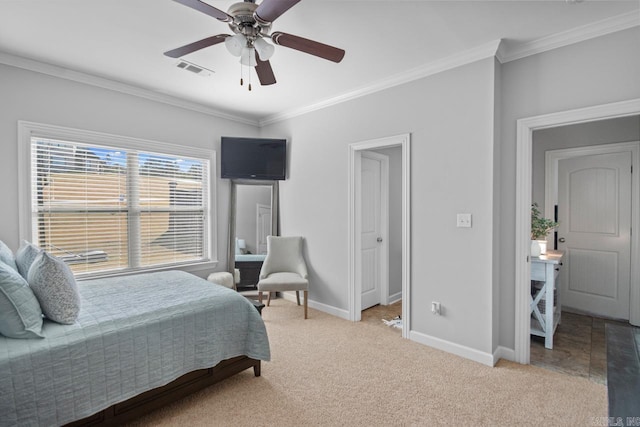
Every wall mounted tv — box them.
[221,137,287,180]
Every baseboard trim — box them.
[493,346,516,364]
[410,330,495,367]
[280,292,350,320]
[387,292,402,305]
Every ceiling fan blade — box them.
[254,0,301,23]
[173,0,233,22]
[164,34,229,58]
[255,53,276,86]
[271,32,345,63]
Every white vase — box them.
[531,240,541,257]
[537,239,548,255]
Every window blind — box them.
[31,138,209,277]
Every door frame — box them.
[348,133,411,339]
[514,98,640,364]
[544,141,639,320]
[361,150,390,307]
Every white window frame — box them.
[18,121,218,277]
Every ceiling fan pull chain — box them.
[240,61,244,87]
[248,68,252,91]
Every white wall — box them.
[0,63,259,278]
[499,27,640,350]
[532,115,640,210]
[262,58,499,355]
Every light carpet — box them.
[128,299,607,426]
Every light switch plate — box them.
[457,213,472,228]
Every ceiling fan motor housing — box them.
[227,1,271,42]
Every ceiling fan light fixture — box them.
[254,37,275,61]
[240,47,257,66]
[225,33,246,57]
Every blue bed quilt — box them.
[0,270,270,426]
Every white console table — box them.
[530,250,564,349]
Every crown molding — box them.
[1,9,637,128]
[0,51,258,127]
[259,39,503,127]
[261,10,639,126]
[500,10,640,63]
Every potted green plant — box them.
[531,202,558,256]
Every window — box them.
[19,122,215,277]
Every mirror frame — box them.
[227,179,279,275]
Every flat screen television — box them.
[221,137,286,180]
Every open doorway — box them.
[529,117,639,382]
[348,134,411,339]
[360,147,403,332]
[514,99,640,365]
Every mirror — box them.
[228,180,279,291]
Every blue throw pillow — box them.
[28,252,81,325]
[0,240,18,272]
[0,261,44,339]
[15,241,41,279]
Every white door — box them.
[558,151,632,320]
[360,152,387,310]
[256,203,271,254]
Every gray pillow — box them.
[0,240,18,272]
[0,261,44,339]
[16,241,41,279]
[28,252,81,325]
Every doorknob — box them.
[558,237,566,243]
[377,237,383,242]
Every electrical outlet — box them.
[431,301,441,315]
[456,213,472,228]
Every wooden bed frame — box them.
[66,356,261,426]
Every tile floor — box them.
[530,311,628,384]
[363,303,629,385]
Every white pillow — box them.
[28,252,81,325]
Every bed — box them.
[0,270,271,426]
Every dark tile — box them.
[531,311,616,385]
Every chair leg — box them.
[304,290,308,319]
[259,291,263,304]
[267,292,271,306]
[296,290,300,306]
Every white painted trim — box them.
[501,11,639,63]
[361,151,390,306]
[514,98,640,364]
[388,291,402,305]
[410,330,495,367]
[544,141,640,325]
[16,120,219,268]
[3,10,637,128]
[493,346,516,365]
[259,40,503,126]
[280,292,350,320]
[348,134,411,339]
[0,52,257,127]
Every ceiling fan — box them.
[164,0,346,89]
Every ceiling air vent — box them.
[175,60,213,77]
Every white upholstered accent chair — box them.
[257,236,309,319]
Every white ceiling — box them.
[0,0,638,124]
